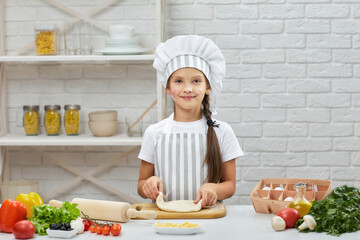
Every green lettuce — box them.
[30,201,80,235]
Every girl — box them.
[137,35,243,207]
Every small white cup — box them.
[109,25,134,38]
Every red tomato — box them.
[111,223,121,236]
[13,220,35,239]
[82,219,91,231]
[0,199,27,233]
[89,224,96,233]
[277,208,301,228]
[102,225,110,235]
[96,225,103,235]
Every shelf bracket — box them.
[30,146,139,204]
[11,0,121,56]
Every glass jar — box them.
[289,182,313,217]
[64,105,81,135]
[23,105,40,136]
[44,105,61,136]
[35,23,57,55]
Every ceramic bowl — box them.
[109,25,134,38]
[89,121,118,137]
[88,110,118,122]
[46,229,77,238]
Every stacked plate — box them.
[97,25,148,55]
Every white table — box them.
[0,205,359,240]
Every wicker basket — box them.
[250,178,332,214]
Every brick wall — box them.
[3,0,360,205]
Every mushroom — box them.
[271,216,286,231]
[298,215,317,231]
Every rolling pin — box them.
[49,198,156,223]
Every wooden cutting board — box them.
[131,203,226,219]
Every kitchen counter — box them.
[1,205,359,240]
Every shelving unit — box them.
[0,54,155,63]
[0,134,142,146]
[0,0,166,203]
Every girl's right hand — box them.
[142,176,163,201]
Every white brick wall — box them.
[2,0,360,205]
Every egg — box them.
[274,187,283,191]
[284,197,294,202]
[262,186,270,190]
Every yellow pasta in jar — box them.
[24,110,39,135]
[64,108,80,135]
[154,222,200,228]
[44,105,61,135]
[35,31,56,55]
[34,23,57,55]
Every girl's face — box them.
[166,68,211,114]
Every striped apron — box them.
[154,115,208,201]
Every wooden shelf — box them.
[0,54,155,63]
[0,134,142,146]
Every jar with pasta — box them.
[23,105,40,136]
[64,105,81,135]
[34,23,57,55]
[44,105,61,136]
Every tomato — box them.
[96,225,103,235]
[277,208,301,228]
[111,223,121,236]
[89,224,96,233]
[82,219,92,231]
[13,220,35,239]
[102,225,110,235]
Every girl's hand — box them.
[142,176,163,201]
[194,183,218,208]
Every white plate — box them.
[96,47,148,55]
[46,229,77,238]
[153,224,201,235]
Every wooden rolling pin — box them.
[49,198,156,223]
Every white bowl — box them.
[46,229,77,238]
[89,121,118,137]
[109,25,134,38]
[88,110,117,122]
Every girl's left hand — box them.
[194,183,218,208]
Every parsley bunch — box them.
[296,185,360,236]
[30,201,80,235]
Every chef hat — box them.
[153,35,225,96]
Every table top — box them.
[0,205,359,240]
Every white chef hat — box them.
[153,35,225,96]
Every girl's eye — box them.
[193,79,201,83]
[175,79,182,83]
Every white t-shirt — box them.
[138,114,244,163]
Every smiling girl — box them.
[137,35,243,207]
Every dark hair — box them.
[202,94,223,183]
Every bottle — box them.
[34,23,58,55]
[23,105,40,136]
[64,105,81,135]
[44,105,61,135]
[288,182,313,217]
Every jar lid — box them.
[34,23,57,31]
[23,105,39,111]
[44,105,61,111]
[64,105,81,110]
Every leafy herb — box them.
[30,201,80,235]
[295,185,360,236]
